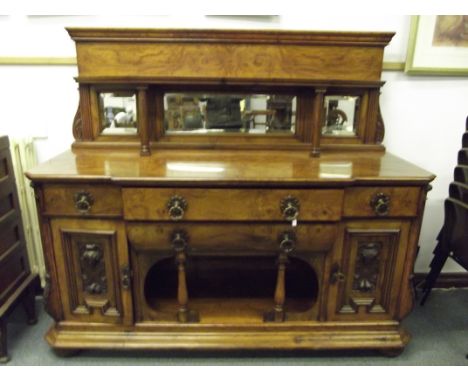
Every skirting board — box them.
[413,272,468,289]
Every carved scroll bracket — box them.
[376,104,385,144]
[72,102,83,141]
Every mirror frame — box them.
[74,82,384,156]
[153,86,308,147]
[161,92,298,136]
[69,28,393,156]
[98,90,139,135]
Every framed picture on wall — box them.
[405,15,468,75]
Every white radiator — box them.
[10,138,46,286]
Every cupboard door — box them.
[51,219,132,325]
[328,221,410,321]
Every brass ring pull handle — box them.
[167,195,188,221]
[171,230,189,252]
[278,231,296,253]
[280,196,300,221]
[74,191,94,213]
[370,192,391,216]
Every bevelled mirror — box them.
[321,95,360,137]
[164,93,296,134]
[99,91,138,135]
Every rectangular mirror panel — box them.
[164,93,296,135]
[321,95,360,137]
[99,91,138,135]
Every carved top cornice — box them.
[66,28,395,47]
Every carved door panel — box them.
[327,220,411,321]
[51,218,133,325]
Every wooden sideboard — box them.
[26,28,434,355]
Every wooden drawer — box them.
[123,188,344,222]
[343,187,421,217]
[128,222,337,253]
[43,184,122,217]
[0,210,20,255]
[0,245,28,305]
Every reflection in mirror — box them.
[99,92,138,135]
[322,96,360,137]
[164,93,296,134]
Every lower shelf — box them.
[147,297,313,324]
[142,254,319,323]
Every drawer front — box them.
[128,222,338,254]
[0,245,29,305]
[0,210,21,254]
[343,187,421,218]
[43,184,122,217]
[123,188,344,221]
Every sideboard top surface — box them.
[26,149,434,186]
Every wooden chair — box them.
[421,117,468,305]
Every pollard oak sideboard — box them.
[26,28,434,356]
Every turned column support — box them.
[176,251,189,322]
[171,230,199,323]
[137,86,151,156]
[310,88,326,157]
[264,231,295,322]
[272,253,288,322]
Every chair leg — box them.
[0,318,9,363]
[22,283,38,325]
[420,250,449,306]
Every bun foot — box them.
[0,355,10,364]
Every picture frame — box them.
[405,15,468,75]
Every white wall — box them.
[0,15,466,272]
[381,71,468,271]
[0,15,411,60]
[0,65,77,159]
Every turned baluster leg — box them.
[0,318,9,363]
[176,252,189,323]
[265,231,295,323]
[171,229,198,323]
[272,253,288,322]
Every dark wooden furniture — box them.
[26,28,434,355]
[0,136,38,363]
[421,117,468,304]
